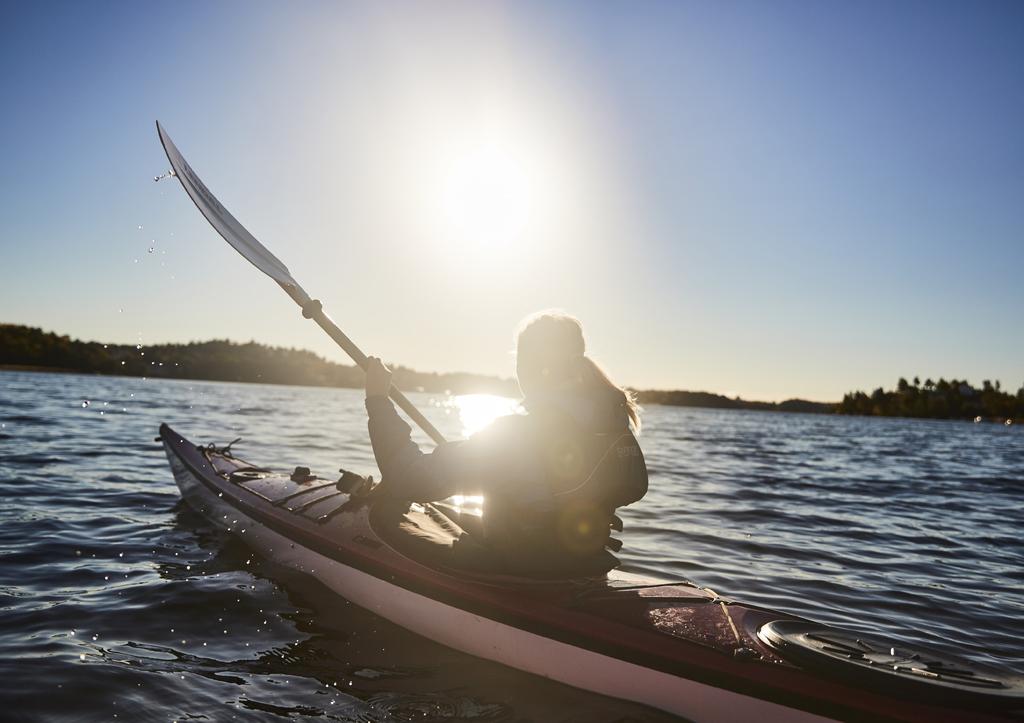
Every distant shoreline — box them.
[0,323,834,415]
[1,323,1018,422]
[0,362,824,410]
[0,364,81,374]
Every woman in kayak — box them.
[364,311,648,576]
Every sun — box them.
[437,141,538,251]
[416,127,560,266]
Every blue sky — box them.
[1,1,1021,401]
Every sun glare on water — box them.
[440,394,522,515]
[451,393,522,437]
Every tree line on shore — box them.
[837,377,1022,421]
[1,323,1018,421]
[630,389,831,414]
[0,323,515,396]
[0,323,831,413]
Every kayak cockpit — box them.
[187,434,612,582]
[369,498,618,580]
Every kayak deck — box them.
[159,423,1024,722]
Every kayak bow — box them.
[159,424,1024,722]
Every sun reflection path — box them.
[450,393,522,437]
[442,394,523,515]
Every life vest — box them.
[483,397,648,575]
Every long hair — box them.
[515,310,641,433]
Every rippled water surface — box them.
[1,370,1022,722]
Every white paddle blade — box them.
[156,121,306,297]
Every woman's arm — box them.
[364,357,534,502]
[364,357,424,484]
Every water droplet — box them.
[120,361,126,366]
[81,400,90,408]
[137,225,143,230]
[133,258,139,264]
[148,247,154,254]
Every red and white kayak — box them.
[159,423,1023,722]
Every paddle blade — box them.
[156,121,306,298]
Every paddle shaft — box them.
[281,283,447,446]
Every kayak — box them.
[159,423,1024,721]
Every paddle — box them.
[156,121,448,446]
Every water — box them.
[1,370,1021,722]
